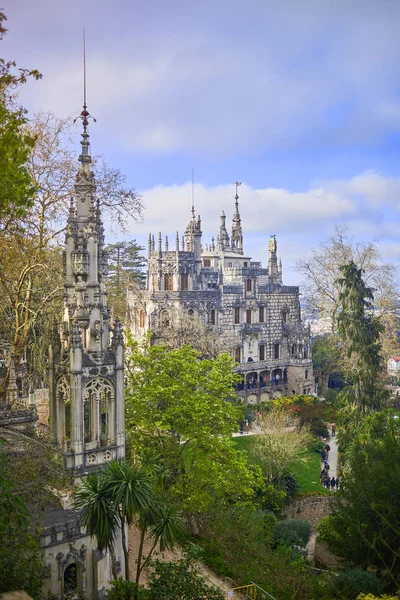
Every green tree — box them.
[105,241,146,321]
[146,549,225,600]
[336,262,387,416]
[318,413,400,588]
[0,11,41,226]
[74,460,153,580]
[312,335,344,394]
[125,339,259,531]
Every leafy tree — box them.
[336,262,387,415]
[0,111,143,391]
[312,335,344,394]
[297,226,398,339]
[251,408,312,483]
[146,549,225,600]
[125,339,259,530]
[105,241,146,321]
[332,569,383,600]
[318,414,400,588]
[74,460,153,580]
[274,518,312,548]
[0,11,41,227]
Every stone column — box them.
[70,324,84,469]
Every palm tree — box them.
[135,501,186,586]
[73,472,119,579]
[102,460,153,580]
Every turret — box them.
[231,183,243,254]
[216,211,230,251]
[268,235,280,283]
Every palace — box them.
[130,189,313,402]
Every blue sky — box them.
[3,0,400,283]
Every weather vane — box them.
[74,26,96,133]
[235,181,242,200]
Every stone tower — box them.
[48,115,125,473]
[231,193,243,255]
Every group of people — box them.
[320,443,340,491]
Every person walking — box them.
[331,423,336,437]
[330,476,336,490]
[335,476,340,490]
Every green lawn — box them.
[231,434,328,496]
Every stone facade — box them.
[43,111,125,598]
[130,191,313,402]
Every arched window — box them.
[188,309,194,316]
[246,309,252,324]
[246,279,252,292]
[181,273,188,290]
[161,310,170,328]
[210,309,216,325]
[164,274,173,291]
[282,310,288,323]
[235,347,241,363]
[305,369,309,380]
[139,309,145,328]
[64,564,78,594]
[84,378,115,447]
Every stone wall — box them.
[282,495,335,528]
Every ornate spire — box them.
[74,28,96,170]
[231,182,243,255]
[216,211,230,252]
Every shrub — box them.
[333,569,383,599]
[274,518,312,548]
[357,595,398,600]
[106,579,148,600]
[274,472,300,498]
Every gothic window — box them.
[139,309,145,328]
[282,309,289,323]
[84,378,115,446]
[164,274,173,291]
[246,309,252,324]
[274,343,280,359]
[235,346,241,363]
[64,564,78,594]
[246,279,252,292]
[291,344,295,355]
[161,310,170,328]
[305,369,309,380]
[234,307,240,324]
[259,344,266,361]
[259,306,265,323]
[203,259,211,268]
[188,309,194,316]
[181,273,188,290]
[210,309,216,325]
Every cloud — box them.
[11,0,400,156]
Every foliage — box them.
[332,569,383,600]
[274,518,312,548]
[336,262,387,415]
[106,579,148,600]
[125,339,259,520]
[296,226,399,356]
[251,408,312,482]
[0,449,44,598]
[323,414,400,588]
[105,240,146,322]
[146,548,225,600]
[149,309,238,359]
[0,111,143,390]
[356,594,398,600]
[198,503,318,600]
[0,11,41,226]
[312,335,344,393]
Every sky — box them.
[3,0,400,284]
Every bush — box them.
[274,518,312,548]
[357,595,398,600]
[274,472,300,499]
[107,579,148,600]
[333,569,383,599]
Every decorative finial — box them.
[235,181,242,202]
[191,167,195,218]
[74,27,96,134]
